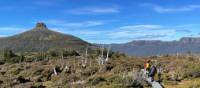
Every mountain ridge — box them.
[110,37,200,56]
[0,22,90,52]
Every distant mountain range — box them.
[1,23,200,56]
[110,37,200,56]
[0,23,90,52]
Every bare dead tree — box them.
[81,46,88,68]
[100,45,111,65]
[61,51,64,59]
[101,45,104,65]
[60,50,65,70]
[53,67,57,75]
[50,63,58,75]
[89,56,92,67]
[105,45,111,62]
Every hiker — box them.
[149,64,157,82]
[144,60,151,78]
[157,63,163,83]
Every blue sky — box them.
[0,0,200,44]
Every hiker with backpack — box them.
[149,64,157,82]
[144,60,151,78]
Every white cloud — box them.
[63,21,105,27]
[52,24,178,43]
[0,27,23,31]
[175,24,200,28]
[77,30,102,35]
[50,24,196,43]
[106,24,179,41]
[119,25,162,30]
[44,20,107,28]
[154,5,200,13]
[142,4,200,13]
[66,7,120,15]
[0,35,7,37]
[0,23,198,44]
[109,28,175,39]
[0,27,28,37]
[52,27,103,36]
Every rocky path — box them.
[140,69,163,88]
[146,78,163,88]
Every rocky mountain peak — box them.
[35,22,47,29]
[0,22,89,52]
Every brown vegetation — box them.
[0,50,199,88]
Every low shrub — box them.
[87,76,106,86]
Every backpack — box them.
[150,66,157,76]
[146,63,150,70]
